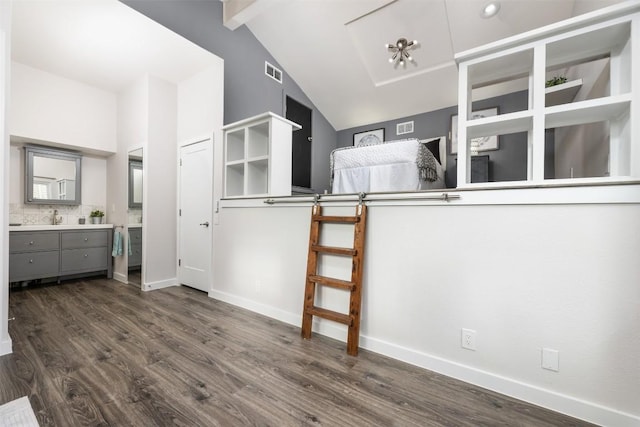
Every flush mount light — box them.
[481,2,501,18]
[385,38,418,66]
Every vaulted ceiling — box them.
[11,0,218,93]
[226,0,626,130]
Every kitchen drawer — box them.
[61,230,108,249]
[9,231,59,253]
[129,243,142,267]
[9,251,60,281]
[60,247,109,273]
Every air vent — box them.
[396,121,414,135]
[265,61,283,84]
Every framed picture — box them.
[450,107,499,154]
[353,128,385,147]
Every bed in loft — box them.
[330,137,446,194]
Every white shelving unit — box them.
[455,2,640,187]
[222,112,301,198]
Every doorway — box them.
[286,96,312,189]
[178,138,213,293]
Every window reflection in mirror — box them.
[25,145,81,205]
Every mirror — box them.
[25,145,81,205]
[128,157,143,208]
[128,148,143,287]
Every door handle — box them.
[199,222,210,227]
[307,136,312,142]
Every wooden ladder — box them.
[301,199,367,356]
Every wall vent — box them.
[396,121,414,135]
[265,61,283,83]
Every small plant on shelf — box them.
[89,209,105,224]
[545,76,568,88]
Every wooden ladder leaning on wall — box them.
[301,195,367,356]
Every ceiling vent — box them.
[396,121,414,135]
[265,61,283,83]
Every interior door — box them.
[178,138,213,292]
[286,96,312,189]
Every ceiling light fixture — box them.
[481,2,501,18]
[385,38,418,66]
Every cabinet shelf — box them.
[467,110,533,139]
[545,79,583,107]
[545,94,631,128]
[223,112,301,198]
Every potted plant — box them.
[545,76,568,88]
[89,209,105,224]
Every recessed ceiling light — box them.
[481,2,501,18]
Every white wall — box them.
[10,62,117,154]
[144,75,177,289]
[0,0,12,356]
[109,76,149,283]
[177,64,224,145]
[212,194,640,426]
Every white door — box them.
[178,138,213,292]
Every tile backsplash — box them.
[128,208,143,225]
[9,203,107,226]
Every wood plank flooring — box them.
[1,278,594,426]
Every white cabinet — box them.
[223,112,301,198]
[455,3,640,187]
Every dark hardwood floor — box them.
[1,278,594,426]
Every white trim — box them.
[209,289,301,325]
[0,338,12,356]
[209,290,640,427]
[142,278,177,292]
[113,271,127,284]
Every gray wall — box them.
[121,0,336,193]
[336,91,540,188]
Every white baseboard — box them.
[113,272,127,284]
[143,278,178,292]
[209,289,301,326]
[208,289,640,427]
[0,337,12,356]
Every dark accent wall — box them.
[121,0,336,193]
[336,91,547,188]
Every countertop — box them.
[9,224,115,232]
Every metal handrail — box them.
[263,192,460,205]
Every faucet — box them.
[52,209,62,225]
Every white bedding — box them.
[331,138,445,193]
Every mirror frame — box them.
[128,159,143,209]
[25,145,82,205]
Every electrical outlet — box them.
[542,348,559,371]
[461,328,476,351]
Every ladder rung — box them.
[313,215,360,223]
[311,245,356,256]
[305,306,352,325]
[308,275,355,291]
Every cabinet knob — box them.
[84,238,89,242]
[29,259,33,263]
[29,241,34,245]
[84,254,88,258]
